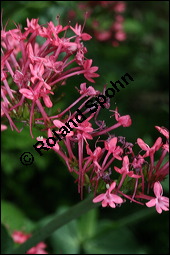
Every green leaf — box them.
[1,224,14,254]
[50,218,79,254]
[1,200,35,233]
[84,223,145,254]
[78,208,98,241]
[162,175,169,192]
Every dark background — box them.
[1,1,169,254]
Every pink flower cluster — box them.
[68,1,126,47]
[12,231,48,254]
[1,17,169,215]
[1,18,99,135]
[35,80,169,213]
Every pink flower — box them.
[12,231,31,244]
[86,144,102,169]
[137,137,162,157]
[131,155,145,169]
[114,155,141,178]
[70,23,92,41]
[94,31,111,41]
[146,182,169,214]
[105,137,123,160]
[83,59,100,83]
[78,83,98,96]
[115,31,126,41]
[114,2,126,13]
[27,242,48,254]
[93,181,123,208]
[75,119,94,140]
[114,107,132,127]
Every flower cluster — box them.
[1,17,169,214]
[1,18,99,135]
[68,1,126,47]
[12,231,48,254]
[35,82,169,214]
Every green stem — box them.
[8,195,99,254]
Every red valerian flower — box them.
[93,181,123,208]
[86,144,102,169]
[83,59,100,83]
[105,137,123,160]
[114,107,132,127]
[146,182,169,214]
[114,155,141,178]
[70,23,92,41]
[137,137,162,157]
[78,83,98,96]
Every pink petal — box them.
[108,137,117,151]
[123,155,129,169]
[153,137,162,151]
[156,204,162,214]
[102,199,108,207]
[118,115,132,127]
[43,95,52,108]
[93,193,105,203]
[154,182,163,197]
[108,181,116,192]
[160,204,169,211]
[146,199,156,207]
[161,196,169,204]
[128,172,141,178]
[80,83,86,91]
[155,126,169,139]
[110,194,123,204]
[137,138,149,151]
[109,201,116,208]
[19,88,34,100]
[114,166,122,174]
[53,120,64,128]
[81,33,92,41]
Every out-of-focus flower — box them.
[12,231,48,254]
[1,124,7,131]
[71,1,127,47]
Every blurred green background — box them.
[1,1,169,254]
